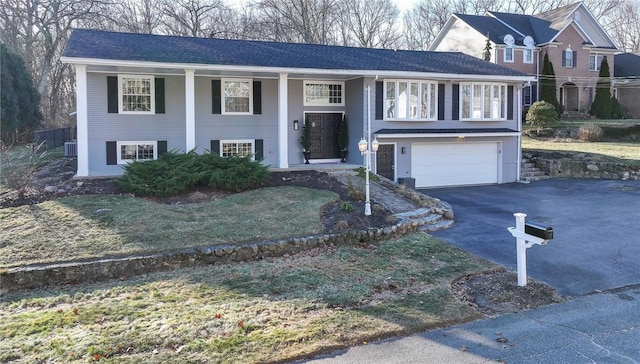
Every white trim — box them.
[376,132,520,139]
[303,80,345,106]
[220,139,255,160]
[116,141,158,165]
[382,79,438,121]
[60,57,535,82]
[459,82,508,121]
[221,78,253,115]
[117,74,155,114]
[75,65,89,177]
[523,48,534,64]
[278,73,289,168]
[185,69,196,151]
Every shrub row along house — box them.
[429,2,619,116]
[61,28,533,188]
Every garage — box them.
[411,142,500,188]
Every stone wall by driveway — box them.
[524,150,640,180]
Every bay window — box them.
[384,80,437,120]
[460,82,507,121]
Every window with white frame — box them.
[523,36,534,64]
[118,75,154,113]
[590,54,603,71]
[222,79,252,114]
[564,47,574,68]
[503,34,515,63]
[221,140,254,159]
[304,81,344,106]
[384,80,437,120]
[523,48,533,64]
[116,141,157,164]
[460,83,507,120]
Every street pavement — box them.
[304,179,640,363]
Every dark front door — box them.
[308,113,342,159]
[376,144,395,180]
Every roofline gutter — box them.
[60,56,535,82]
[376,132,521,139]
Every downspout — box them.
[517,85,523,183]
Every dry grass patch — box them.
[0,186,338,268]
[522,136,640,167]
[0,232,493,363]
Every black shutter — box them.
[106,141,117,165]
[437,83,445,120]
[573,51,577,67]
[157,140,168,156]
[210,140,220,155]
[107,76,118,113]
[253,81,262,114]
[155,78,165,114]
[507,86,514,120]
[212,80,221,114]
[532,83,538,103]
[562,51,567,67]
[452,84,460,120]
[375,81,383,120]
[255,139,264,160]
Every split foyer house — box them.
[61,29,533,189]
[429,2,619,115]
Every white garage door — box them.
[411,142,499,188]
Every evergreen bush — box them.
[525,101,559,129]
[118,151,269,197]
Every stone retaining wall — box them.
[0,219,432,293]
[524,150,640,180]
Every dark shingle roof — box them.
[614,53,640,77]
[489,12,557,44]
[62,29,531,77]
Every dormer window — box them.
[503,34,515,63]
[523,36,534,64]
[563,47,575,68]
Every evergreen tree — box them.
[589,56,613,119]
[0,44,42,143]
[539,52,560,115]
[483,33,492,62]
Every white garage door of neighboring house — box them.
[411,142,500,188]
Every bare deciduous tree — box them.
[161,0,224,37]
[339,0,400,48]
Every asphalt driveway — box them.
[422,178,640,296]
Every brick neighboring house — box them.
[614,53,640,118]
[430,2,619,116]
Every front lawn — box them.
[0,233,493,363]
[522,136,640,167]
[0,186,338,268]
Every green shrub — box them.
[578,122,603,142]
[354,166,380,182]
[339,201,354,212]
[525,101,559,129]
[118,152,269,197]
[611,97,623,119]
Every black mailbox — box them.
[525,222,554,240]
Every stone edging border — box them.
[0,214,444,293]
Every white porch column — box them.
[278,73,289,168]
[185,69,196,151]
[75,64,89,177]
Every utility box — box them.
[525,222,554,240]
[398,177,415,190]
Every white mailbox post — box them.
[507,213,553,287]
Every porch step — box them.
[520,157,551,182]
[395,209,452,232]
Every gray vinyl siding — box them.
[86,73,186,176]
[367,77,521,184]
[195,77,278,166]
[344,78,365,165]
